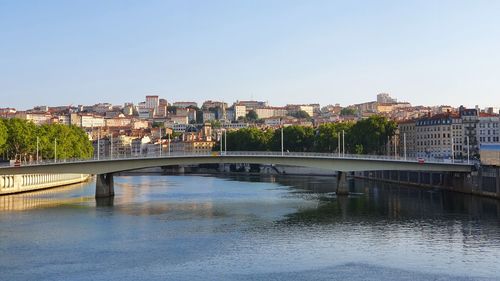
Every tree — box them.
[314,122,353,152]
[152,122,165,128]
[167,106,177,115]
[340,108,357,116]
[354,144,364,154]
[0,119,7,154]
[36,124,93,160]
[270,125,315,152]
[5,118,36,157]
[291,110,311,119]
[347,115,396,154]
[224,127,273,151]
[1,118,93,160]
[210,120,222,129]
[246,110,258,121]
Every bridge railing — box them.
[1,150,475,168]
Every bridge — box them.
[0,152,473,197]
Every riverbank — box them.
[353,166,500,200]
[158,163,500,200]
[0,174,91,195]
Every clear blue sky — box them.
[1,0,499,109]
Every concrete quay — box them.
[0,174,91,195]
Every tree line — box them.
[219,115,397,155]
[0,118,94,161]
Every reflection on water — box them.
[1,174,499,281]
[0,182,95,211]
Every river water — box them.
[1,174,499,281]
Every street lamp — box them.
[467,136,470,164]
[110,133,113,159]
[224,128,227,154]
[342,130,345,157]
[36,136,39,164]
[451,135,454,163]
[220,130,223,155]
[168,132,171,156]
[97,127,101,161]
[338,132,341,157]
[281,124,284,156]
[403,133,407,161]
[394,135,397,158]
[54,138,57,163]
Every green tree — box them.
[223,127,273,151]
[314,122,353,152]
[0,119,7,154]
[347,115,396,154]
[270,125,315,152]
[354,144,364,154]
[167,106,177,115]
[152,122,165,128]
[2,119,93,160]
[210,120,222,128]
[340,108,357,116]
[246,110,258,121]
[5,118,36,157]
[291,110,311,119]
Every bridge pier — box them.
[96,173,114,198]
[336,171,349,195]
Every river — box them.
[1,174,499,281]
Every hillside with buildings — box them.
[1,93,499,164]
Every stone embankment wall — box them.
[0,174,90,195]
[354,166,500,200]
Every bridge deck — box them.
[0,152,473,175]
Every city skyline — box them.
[2,1,500,109]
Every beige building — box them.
[234,105,246,120]
[286,104,313,117]
[397,120,417,158]
[15,112,52,125]
[80,114,105,128]
[105,117,132,128]
[415,113,463,159]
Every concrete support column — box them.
[96,173,114,198]
[336,171,349,195]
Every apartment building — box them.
[414,113,463,159]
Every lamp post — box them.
[97,128,100,160]
[168,132,171,156]
[36,137,39,164]
[467,136,470,164]
[224,128,227,155]
[220,130,223,155]
[54,138,57,163]
[281,125,284,156]
[394,135,397,158]
[159,127,162,157]
[338,132,341,157]
[451,135,454,163]
[403,133,407,161]
[342,130,345,157]
[110,133,113,159]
